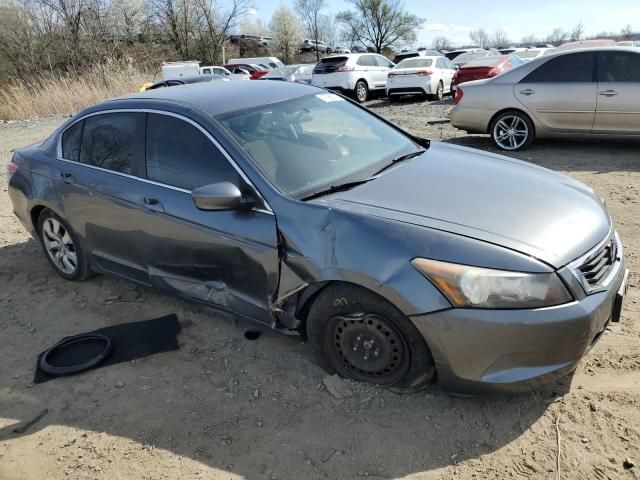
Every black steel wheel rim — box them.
[325,313,410,385]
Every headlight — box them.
[411,258,573,309]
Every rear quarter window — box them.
[61,120,84,161]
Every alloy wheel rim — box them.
[437,83,443,98]
[326,313,410,385]
[357,84,367,101]
[493,115,529,150]
[42,218,78,274]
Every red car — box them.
[223,63,269,80]
[452,54,524,91]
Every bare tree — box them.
[318,13,338,46]
[193,0,251,64]
[546,27,568,46]
[270,6,303,64]
[621,24,634,40]
[469,28,489,48]
[295,0,326,61]
[432,35,452,51]
[336,0,424,53]
[570,20,585,41]
[491,28,510,49]
[520,33,537,46]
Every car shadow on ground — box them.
[0,239,573,478]
[443,135,640,174]
[366,96,455,110]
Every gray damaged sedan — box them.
[7,81,629,393]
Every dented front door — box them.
[135,181,279,324]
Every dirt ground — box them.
[1,99,639,480]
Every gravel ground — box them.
[1,99,639,480]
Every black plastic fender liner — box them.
[39,334,114,376]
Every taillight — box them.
[6,161,18,185]
[416,70,433,76]
[336,66,354,72]
[487,68,499,77]
[454,88,464,105]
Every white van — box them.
[227,57,284,69]
[161,61,200,80]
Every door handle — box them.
[519,89,535,96]
[61,172,75,184]
[142,196,165,213]
[599,90,619,96]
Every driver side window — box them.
[145,114,238,190]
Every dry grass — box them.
[0,65,156,121]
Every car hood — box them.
[317,142,611,268]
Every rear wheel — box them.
[306,283,435,390]
[490,110,535,151]
[37,209,92,281]
[429,81,444,101]
[354,80,369,103]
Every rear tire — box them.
[354,80,369,103]
[490,110,535,151]
[429,81,444,101]
[306,283,435,390]
[37,209,93,282]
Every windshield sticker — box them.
[316,93,344,102]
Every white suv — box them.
[311,53,395,102]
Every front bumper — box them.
[409,256,628,394]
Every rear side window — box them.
[598,52,640,82]
[80,113,140,174]
[145,114,238,190]
[374,55,393,67]
[313,57,348,73]
[356,55,376,67]
[522,53,595,83]
[61,120,84,161]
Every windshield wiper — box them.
[372,149,425,176]
[300,179,372,201]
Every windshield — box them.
[218,93,420,198]
[396,58,433,69]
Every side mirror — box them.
[191,182,255,211]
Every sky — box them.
[248,0,639,47]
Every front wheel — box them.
[354,80,369,103]
[490,110,535,151]
[306,284,435,390]
[37,209,93,281]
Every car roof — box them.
[109,81,321,116]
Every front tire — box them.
[306,283,435,390]
[490,110,535,151]
[37,209,93,281]
[354,80,369,103]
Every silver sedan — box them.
[450,47,640,150]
